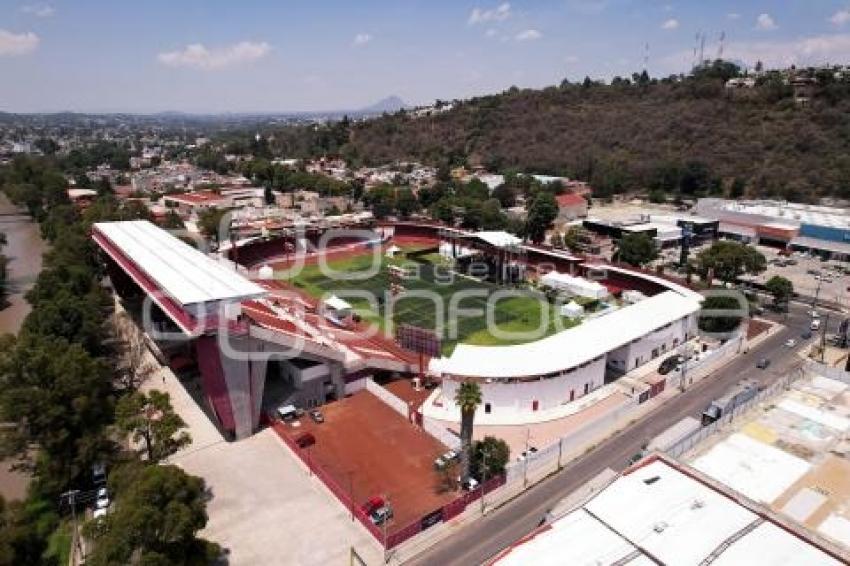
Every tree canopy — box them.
[615,233,658,267]
[83,463,219,566]
[695,241,766,283]
[765,275,794,307]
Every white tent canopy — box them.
[258,264,274,280]
[560,300,584,318]
[541,271,608,300]
[323,294,353,314]
[385,244,402,257]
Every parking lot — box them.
[738,245,848,306]
[275,390,457,533]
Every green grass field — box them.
[286,247,575,355]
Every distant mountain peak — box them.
[360,96,407,114]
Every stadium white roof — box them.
[430,290,700,379]
[475,231,522,248]
[94,220,266,306]
[494,459,843,566]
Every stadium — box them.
[92,218,708,435]
[224,220,706,426]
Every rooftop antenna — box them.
[717,31,726,61]
[692,33,700,69]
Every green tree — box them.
[765,275,793,308]
[454,381,482,485]
[115,391,191,463]
[197,208,229,243]
[524,192,558,244]
[699,295,744,334]
[0,334,115,496]
[470,436,510,481]
[161,210,185,230]
[614,233,658,267]
[696,241,766,283]
[84,463,220,566]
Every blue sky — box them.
[2,1,850,113]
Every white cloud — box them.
[485,28,498,38]
[353,33,372,46]
[157,41,271,70]
[755,13,777,31]
[831,9,850,26]
[515,29,542,42]
[565,55,579,63]
[727,12,741,20]
[661,18,679,30]
[469,3,511,25]
[20,4,54,17]
[0,30,39,56]
[660,33,850,73]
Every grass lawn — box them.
[285,247,575,355]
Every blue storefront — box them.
[799,223,850,244]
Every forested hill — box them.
[340,67,850,202]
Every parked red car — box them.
[361,496,385,515]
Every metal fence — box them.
[664,370,800,459]
[804,359,850,384]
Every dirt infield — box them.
[277,391,456,532]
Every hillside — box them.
[343,72,850,202]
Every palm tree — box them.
[454,380,482,485]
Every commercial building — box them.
[696,198,850,259]
[492,456,846,565]
[582,214,718,249]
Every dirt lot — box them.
[277,391,456,532]
[384,378,433,412]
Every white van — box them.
[811,319,821,331]
[276,404,298,421]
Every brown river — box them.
[0,192,48,334]
[0,192,47,499]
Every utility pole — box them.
[523,428,531,488]
[821,312,830,363]
[382,494,390,564]
[60,489,82,561]
[557,437,563,471]
[479,449,489,514]
[348,471,354,522]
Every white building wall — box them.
[607,314,697,371]
[438,357,606,424]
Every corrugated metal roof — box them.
[93,220,266,306]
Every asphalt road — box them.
[405,304,835,566]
